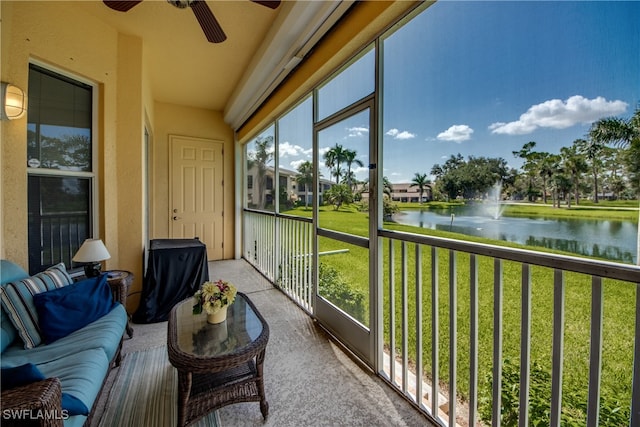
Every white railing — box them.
[243,209,314,313]
[379,229,640,427]
[242,209,640,426]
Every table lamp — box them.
[73,239,111,277]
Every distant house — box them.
[389,183,431,203]
[358,182,432,203]
[246,165,334,208]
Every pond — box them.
[391,206,638,264]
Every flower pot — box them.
[207,306,228,324]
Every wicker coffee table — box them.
[168,292,270,427]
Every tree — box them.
[324,184,353,210]
[343,149,364,192]
[576,138,604,203]
[382,176,393,198]
[589,108,640,148]
[538,152,560,205]
[247,136,274,209]
[513,141,541,202]
[590,107,640,264]
[295,161,313,209]
[323,144,348,184]
[410,173,431,203]
[560,141,588,207]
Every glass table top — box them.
[174,292,265,358]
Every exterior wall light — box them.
[1,82,27,120]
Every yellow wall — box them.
[0,1,235,312]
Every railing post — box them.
[469,254,479,427]
[519,264,532,427]
[431,246,439,419]
[492,258,503,427]
[586,276,603,427]
[449,250,457,427]
[631,283,640,427]
[550,269,565,427]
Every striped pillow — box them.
[0,263,73,349]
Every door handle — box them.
[173,216,180,220]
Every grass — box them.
[395,200,639,222]
[280,203,637,421]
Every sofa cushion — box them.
[1,304,127,368]
[0,263,73,349]
[36,347,109,418]
[34,274,117,344]
[0,363,89,416]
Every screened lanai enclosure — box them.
[239,2,640,426]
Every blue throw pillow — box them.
[1,363,45,389]
[61,393,89,416]
[0,263,73,349]
[33,274,117,344]
[1,363,88,415]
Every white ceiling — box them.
[75,0,351,129]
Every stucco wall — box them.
[1,1,121,265]
[1,1,235,313]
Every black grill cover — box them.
[133,238,209,323]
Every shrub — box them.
[318,263,365,321]
[479,359,630,426]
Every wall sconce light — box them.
[1,82,27,120]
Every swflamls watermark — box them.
[2,408,69,420]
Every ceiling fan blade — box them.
[251,0,281,9]
[103,0,142,12]
[190,1,226,43]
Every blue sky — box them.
[381,0,640,183]
[264,1,640,185]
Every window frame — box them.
[27,60,100,273]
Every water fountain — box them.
[482,181,505,220]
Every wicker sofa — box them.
[0,260,127,427]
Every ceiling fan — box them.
[103,0,281,43]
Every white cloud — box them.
[348,126,369,137]
[279,141,306,157]
[437,124,474,142]
[289,159,306,170]
[318,146,331,156]
[352,166,369,176]
[489,95,628,135]
[386,128,416,140]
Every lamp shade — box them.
[1,82,27,120]
[72,239,111,263]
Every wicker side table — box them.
[106,270,134,338]
[168,293,269,427]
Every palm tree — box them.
[343,149,364,191]
[382,176,393,198]
[537,152,559,205]
[323,144,347,184]
[590,107,640,264]
[410,172,431,203]
[250,136,273,209]
[576,138,604,203]
[560,141,588,207]
[513,141,541,202]
[590,108,640,148]
[295,161,313,209]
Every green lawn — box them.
[280,204,637,422]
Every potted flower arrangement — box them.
[192,279,237,324]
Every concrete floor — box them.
[94,259,436,427]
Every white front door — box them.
[170,135,224,260]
